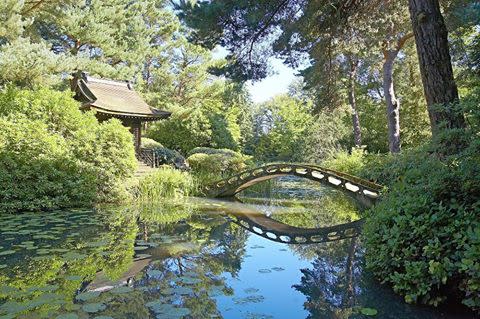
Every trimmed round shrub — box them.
[188,147,238,157]
[187,150,251,183]
[141,137,163,149]
[151,147,188,170]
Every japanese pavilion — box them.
[70,71,171,153]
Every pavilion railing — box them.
[137,148,159,168]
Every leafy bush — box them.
[363,130,480,310]
[146,107,212,154]
[92,119,137,202]
[151,147,188,170]
[188,147,238,157]
[0,87,136,212]
[301,108,350,163]
[187,149,252,185]
[135,167,195,202]
[321,148,367,176]
[141,138,163,149]
[0,117,96,212]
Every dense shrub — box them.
[151,147,188,170]
[321,148,367,176]
[0,117,95,211]
[146,108,212,154]
[0,87,136,212]
[135,167,195,201]
[188,147,238,157]
[141,138,163,149]
[363,130,480,310]
[187,149,252,185]
[92,120,137,202]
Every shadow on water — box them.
[0,176,474,318]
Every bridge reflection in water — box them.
[227,210,363,244]
[204,163,382,244]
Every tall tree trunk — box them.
[347,57,362,147]
[383,50,401,154]
[408,0,466,134]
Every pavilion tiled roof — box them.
[71,71,171,121]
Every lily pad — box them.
[55,314,79,319]
[146,300,174,313]
[360,308,378,316]
[173,286,193,295]
[179,277,201,285]
[93,316,114,319]
[61,252,87,261]
[147,269,163,277]
[0,264,7,269]
[0,301,27,314]
[233,295,265,305]
[75,291,101,302]
[244,288,260,294]
[0,250,16,256]
[110,286,133,294]
[245,313,274,319]
[82,303,106,313]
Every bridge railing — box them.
[205,163,384,199]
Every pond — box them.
[0,177,472,319]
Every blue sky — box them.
[246,58,300,104]
[212,46,301,104]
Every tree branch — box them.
[396,32,414,51]
[22,0,49,15]
[247,0,291,65]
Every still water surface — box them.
[0,177,471,318]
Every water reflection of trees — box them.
[0,208,139,318]
[293,237,361,319]
[136,204,249,318]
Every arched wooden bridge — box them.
[204,163,382,201]
[227,210,364,244]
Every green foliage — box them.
[188,147,238,157]
[147,107,212,154]
[252,94,314,162]
[0,117,95,212]
[0,87,136,212]
[364,129,480,310]
[301,108,351,163]
[92,120,137,202]
[141,138,163,149]
[187,150,252,185]
[0,38,67,87]
[0,0,27,43]
[135,167,195,202]
[151,147,188,170]
[321,148,367,177]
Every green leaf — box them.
[360,308,378,316]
